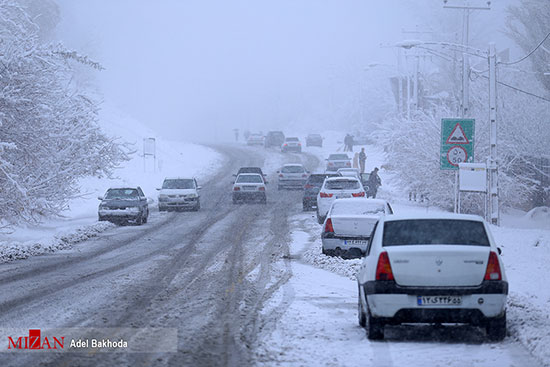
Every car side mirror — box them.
[497,247,502,255]
[147,197,154,204]
[197,186,202,190]
[156,188,161,191]
[98,196,104,200]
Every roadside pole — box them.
[488,43,499,225]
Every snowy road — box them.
[0,145,545,367]
[0,145,318,367]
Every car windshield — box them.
[383,219,490,246]
[328,154,349,160]
[282,166,304,173]
[236,175,263,183]
[325,179,360,190]
[105,189,139,200]
[162,179,194,189]
[332,201,385,215]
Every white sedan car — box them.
[357,213,508,341]
[232,173,267,204]
[316,177,365,224]
[321,198,393,258]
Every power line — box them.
[476,74,550,103]
[500,30,550,66]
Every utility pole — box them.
[488,43,499,225]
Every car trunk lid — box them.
[330,214,378,237]
[385,245,490,286]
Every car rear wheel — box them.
[143,210,148,223]
[136,214,143,225]
[194,200,201,211]
[317,212,324,224]
[486,312,506,341]
[358,288,366,327]
[366,312,384,340]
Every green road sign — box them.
[440,118,475,170]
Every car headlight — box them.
[127,207,140,213]
[159,194,168,201]
[186,193,197,198]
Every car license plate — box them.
[336,194,351,199]
[243,186,256,190]
[344,240,368,245]
[417,296,462,306]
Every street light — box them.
[394,40,500,225]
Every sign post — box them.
[458,163,487,217]
[440,118,475,212]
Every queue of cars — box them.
[247,131,324,152]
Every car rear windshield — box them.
[105,189,139,199]
[162,179,194,189]
[238,167,262,174]
[236,175,263,183]
[383,219,490,247]
[286,137,299,142]
[282,166,305,173]
[325,179,360,190]
[328,154,349,160]
[332,201,385,215]
[307,174,334,184]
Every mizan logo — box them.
[8,329,64,350]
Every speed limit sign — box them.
[446,146,467,167]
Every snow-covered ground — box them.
[0,105,222,262]
[255,131,550,366]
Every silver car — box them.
[325,153,351,172]
[277,164,309,190]
[321,198,393,258]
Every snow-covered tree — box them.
[0,1,130,226]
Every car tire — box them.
[194,200,201,211]
[317,212,324,224]
[358,288,367,327]
[303,204,310,211]
[98,215,105,222]
[143,210,148,224]
[136,214,143,225]
[366,311,384,340]
[486,312,506,341]
[159,206,166,212]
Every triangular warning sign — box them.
[446,123,469,144]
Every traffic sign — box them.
[441,119,474,170]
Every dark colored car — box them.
[306,134,323,147]
[264,131,285,148]
[302,173,339,211]
[98,187,149,225]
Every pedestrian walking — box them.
[359,148,367,174]
[349,135,355,152]
[344,134,351,151]
[367,167,382,198]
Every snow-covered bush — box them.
[0,1,130,226]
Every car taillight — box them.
[279,174,284,177]
[352,192,365,197]
[284,144,288,146]
[346,162,351,166]
[233,187,240,191]
[375,252,394,281]
[304,184,314,189]
[484,251,502,281]
[302,174,308,178]
[324,218,334,233]
[328,162,334,166]
[258,187,265,191]
[319,192,333,198]
[298,143,301,146]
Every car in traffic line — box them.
[302,172,339,211]
[232,173,267,204]
[264,131,285,148]
[321,198,393,258]
[246,134,264,146]
[337,167,360,179]
[357,213,508,341]
[316,177,365,224]
[281,137,302,153]
[277,163,309,190]
[234,167,266,181]
[157,177,201,211]
[306,133,323,147]
[98,187,149,225]
[325,153,351,172]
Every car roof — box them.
[381,212,484,223]
[309,172,338,176]
[332,198,388,205]
[107,187,139,190]
[286,137,299,139]
[164,177,194,180]
[337,168,358,171]
[328,153,350,157]
[282,163,304,167]
[325,176,360,182]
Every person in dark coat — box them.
[367,167,382,198]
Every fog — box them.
[56,0,515,142]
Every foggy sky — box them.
[56,0,516,142]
